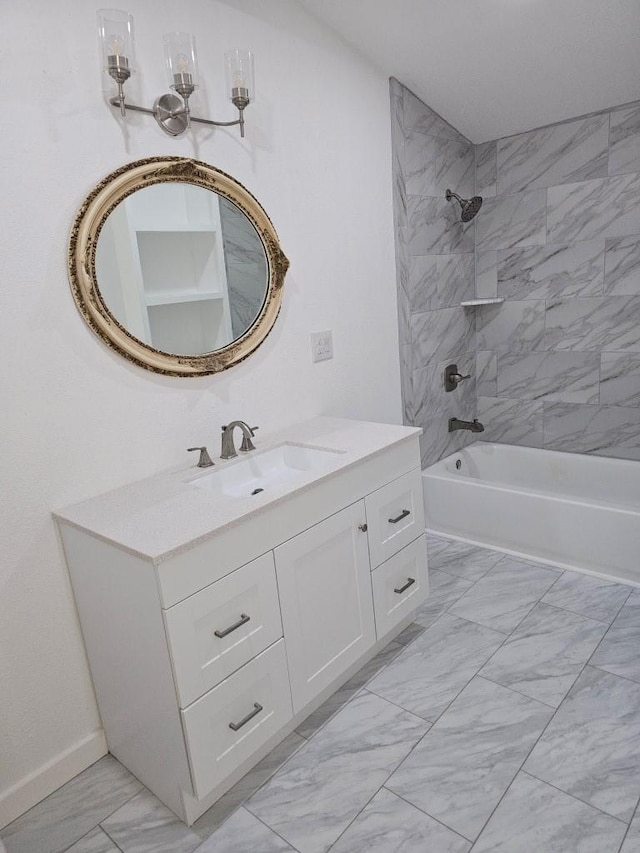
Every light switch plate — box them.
[310,330,333,363]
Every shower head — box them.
[445,189,483,222]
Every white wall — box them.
[0,0,400,824]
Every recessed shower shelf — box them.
[460,297,505,307]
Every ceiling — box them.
[297,0,640,143]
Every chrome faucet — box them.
[220,421,259,459]
[448,417,485,433]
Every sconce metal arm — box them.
[108,95,246,137]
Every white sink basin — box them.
[188,443,342,498]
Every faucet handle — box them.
[240,426,259,453]
[188,446,215,468]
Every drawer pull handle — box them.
[214,613,250,638]
[229,702,263,731]
[389,509,411,524]
[394,577,416,595]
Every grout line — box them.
[521,769,631,826]
[386,787,475,845]
[245,809,303,852]
[544,584,634,631]
[466,616,639,847]
[98,823,127,853]
[361,687,437,726]
[617,797,640,853]
[476,673,556,709]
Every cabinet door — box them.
[275,501,375,713]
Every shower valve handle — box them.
[444,363,471,392]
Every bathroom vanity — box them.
[55,418,428,824]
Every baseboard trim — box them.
[0,730,108,829]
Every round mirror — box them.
[68,157,289,376]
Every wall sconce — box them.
[98,9,254,137]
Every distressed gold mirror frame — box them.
[68,156,289,376]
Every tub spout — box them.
[449,417,485,433]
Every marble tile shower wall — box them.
[390,79,478,467]
[475,103,640,459]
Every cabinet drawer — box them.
[181,639,292,799]
[365,468,425,568]
[164,552,283,707]
[371,535,429,638]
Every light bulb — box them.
[98,10,136,76]
[225,50,254,104]
[108,35,124,57]
[163,33,199,92]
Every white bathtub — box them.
[423,442,640,586]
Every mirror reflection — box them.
[95,183,268,355]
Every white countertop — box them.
[54,417,421,564]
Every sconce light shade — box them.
[98,9,136,81]
[163,32,199,96]
[225,50,255,105]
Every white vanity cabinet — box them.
[56,418,428,825]
[275,501,376,713]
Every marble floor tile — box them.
[524,666,640,821]
[429,540,504,582]
[621,808,640,853]
[246,690,429,853]
[426,532,452,558]
[64,828,120,853]
[192,732,306,839]
[413,569,475,628]
[590,593,640,683]
[367,613,505,721]
[330,788,471,853]
[387,677,552,840]
[472,772,627,853]
[480,602,608,706]
[0,756,143,853]
[541,571,631,623]
[193,808,293,853]
[294,641,403,739]
[100,789,201,853]
[393,621,427,646]
[448,558,560,634]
